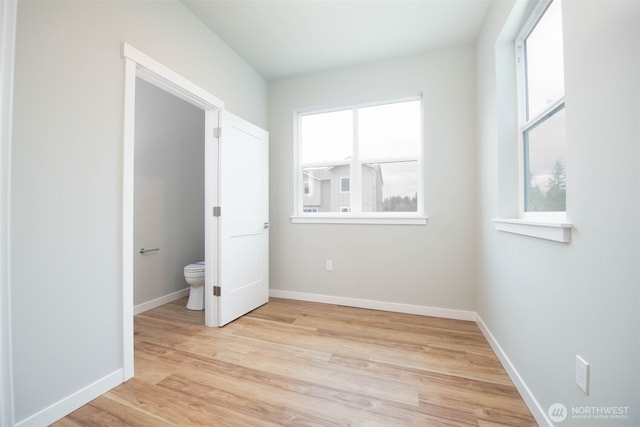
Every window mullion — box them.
[521,98,565,133]
[360,157,418,165]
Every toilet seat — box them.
[184,262,205,276]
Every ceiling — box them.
[181,0,492,81]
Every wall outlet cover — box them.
[576,355,589,394]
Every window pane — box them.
[359,100,420,159]
[302,165,351,213]
[300,110,353,163]
[340,177,350,193]
[362,161,418,212]
[524,108,566,212]
[525,0,564,120]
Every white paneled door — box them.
[209,111,269,327]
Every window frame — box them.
[292,96,427,225]
[515,0,567,222]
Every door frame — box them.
[121,43,224,380]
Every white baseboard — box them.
[133,287,190,315]
[15,369,123,427]
[474,314,551,427]
[269,289,476,321]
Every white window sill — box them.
[493,218,572,243]
[291,215,428,225]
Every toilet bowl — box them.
[184,261,205,310]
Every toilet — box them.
[184,261,205,310]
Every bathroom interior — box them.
[133,77,207,316]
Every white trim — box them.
[515,0,554,42]
[493,218,572,243]
[121,43,225,380]
[204,110,220,328]
[475,314,552,427]
[121,57,136,382]
[296,94,424,117]
[291,215,427,225]
[121,44,224,112]
[14,370,123,427]
[0,1,17,426]
[133,288,190,315]
[269,289,475,321]
[521,210,567,223]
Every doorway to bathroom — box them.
[122,43,269,381]
[133,77,206,317]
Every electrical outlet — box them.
[326,260,333,271]
[576,355,589,394]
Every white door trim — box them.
[0,1,17,425]
[203,110,220,328]
[121,43,224,380]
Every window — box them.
[303,174,312,195]
[340,177,350,193]
[295,98,424,223]
[517,0,566,218]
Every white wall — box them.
[269,47,477,312]
[134,78,204,306]
[10,1,267,423]
[0,1,17,425]
[476,1,640,425]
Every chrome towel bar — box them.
[139,248,160,254]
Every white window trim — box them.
[494,218,571,243]
[496,0,572,242]
[292,214,427,225]
[293,96,426,225]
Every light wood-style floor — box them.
[53,297,537,426]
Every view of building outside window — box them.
[299,99,421,214]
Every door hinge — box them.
[213,127,221,138]
[213,206,221,217]
[213,286,221,296]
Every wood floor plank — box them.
[107,377,270,427]
[53,297,537,426]
[162,367,376,426]
[177,333,421,407]
[60,394,175,427]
